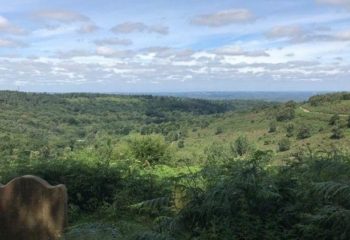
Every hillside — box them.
[2,91,349,165]
[1,91,350,239]
[0,91,273,163]
[175,92,350,163]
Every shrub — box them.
[177,140,185,148]
[233,135,251,156]
[285,123,294,137]
[329,114,340,126]
[166,131,180,142]
[268,121,277,133]
[215,127,224,135]
[276,107,295,122]
[128,134,171,165]
[278,138,291,152]
[331,124,344,139]
[297,126,311,139]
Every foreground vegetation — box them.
[1,91,350,239]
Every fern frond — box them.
[303,205,350,238]
[312,181,350,206]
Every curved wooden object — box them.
[0,175,67,240]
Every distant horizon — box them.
[1,89,335,102]
[0,89,333,93]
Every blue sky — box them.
[0,0,350,92]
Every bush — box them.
[329,114,340,126]
[166,131,180,142]
[128,134,171,165]
[285,123,294,137]
[278,138,291,152]
[297,126,311,139]
[215,127,224,135]
[331,124,344,139]
[177,140,185,148]
[268,121,277,133]
[233,135,251,156]
[276,106,295,122]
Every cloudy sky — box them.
[0,0,350,92]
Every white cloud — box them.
[0,47,349,91]
[95,46,115,56]
[214,46,270,57]
[95,46,132,58]
[0,38,26,48]
[191,9,255,27]
[147,25,169,35]
[111,22,145,33]
[111,22,169,35]
[0,16,25,35]
[55,50,93,59]
[266,25,304,39]
[77,24,99,33]
[266,24,350,43]
[316,0,350,8]
[32,25,76,37]
[94,38,133,46]
[337,29,350,40]
[31,10,99,37]
[32,10,90,23]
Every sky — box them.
[0,0,350,92]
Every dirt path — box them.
[299,106,310,113]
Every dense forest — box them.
[1,91,350,239]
